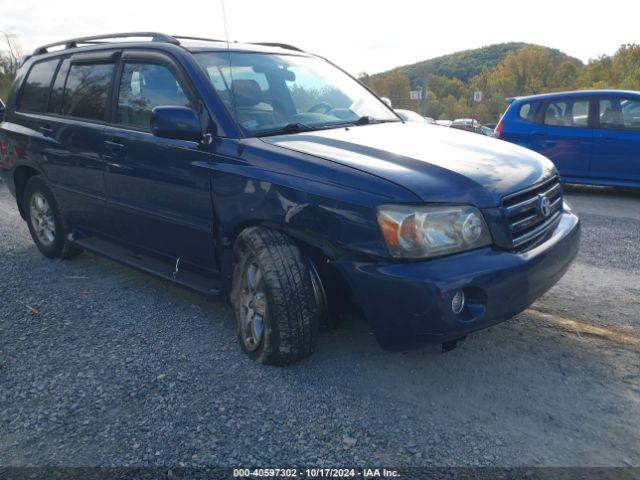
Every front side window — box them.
[600,97,640,131]
[117,63,191,130]
[62,63,114,121]
[20,59,60,113]
[195,52,398,136]
[543,99,590,127]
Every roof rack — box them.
[171,35,227,44]
[33,32,180,55]
[250,42,304,52]
[32,32,306,56]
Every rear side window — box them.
[543,99,590,127]
[20,59,60,113]
[117,63,190,130]
[517,101,539,122]
[62,63,115,121]
[600,97,640,131]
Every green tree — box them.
[0,32,22,100]
[368,70,416,109]
[611,44,640,90]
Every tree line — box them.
[359,44,640,124]
[0,33,22,101]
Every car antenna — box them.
[221,0,239,136]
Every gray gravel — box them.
[0,182,639,467]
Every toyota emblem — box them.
[538,195,551,217]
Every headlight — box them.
[376,205,492,259]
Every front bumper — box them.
[334,211,581,351]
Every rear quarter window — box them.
[19,59,60,113]
[517,101,539,122]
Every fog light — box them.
[451,290,465,314]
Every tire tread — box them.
[233,227,319,365]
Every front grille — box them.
[502,175,563,251]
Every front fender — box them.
[204,137,418,262]
[210,163,388,259]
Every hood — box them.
[261,122,556,208]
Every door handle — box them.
[39,125,53,137]
[103,140,125,156]
[533,132,546,138]
[103,140,126,172]
[104,140,124,149]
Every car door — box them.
[7,57,62,184]
[25,52,117,235]
[102,50,217,272]
[590,95,640,183]
[536,96,594,179]
[500,100,543,150]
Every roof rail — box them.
[250,42,304,52]
[20,54,33,67]
[33,32,180,55]
[171,35,227,44]
[32,33,306,56]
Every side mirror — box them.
[380,97,392,108]
[151,106,203,142]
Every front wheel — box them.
[23,176,82,259]
[231,227,320,365]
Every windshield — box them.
[195,52,399,136]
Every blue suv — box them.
[496,90,640,188]
[0,33,580,364]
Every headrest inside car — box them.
[231,79,262,108]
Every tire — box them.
[231,226,320,365]
[23,176,82,259]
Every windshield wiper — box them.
[355,116,376,125]
[256,117,399,137]
[325,116,399,128]
[354,116,400,125]
[257,122,315,137]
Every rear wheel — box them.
[231,227,320,365]
[23,176,82,259]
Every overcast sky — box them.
[1,0,638,75]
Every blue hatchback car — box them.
[0,33,580,365]
[497,90,640,188]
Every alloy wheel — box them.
[239,262,266,351]
[29,193,56,247]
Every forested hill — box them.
[374,42,583,84]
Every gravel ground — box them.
[0,182,639,467]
